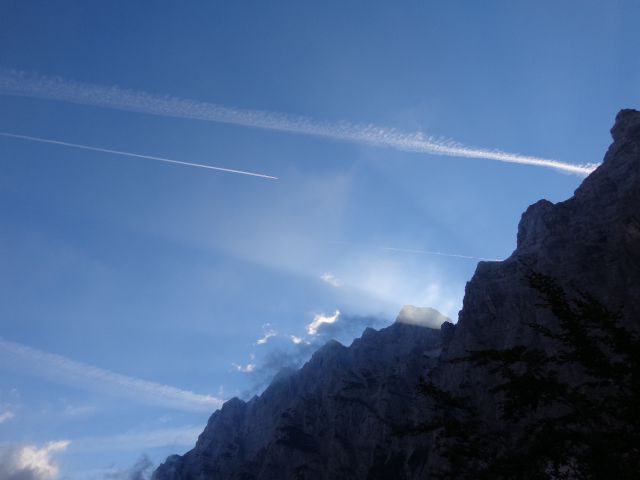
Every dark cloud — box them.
[241,342,315,396]
[104,455,153,480]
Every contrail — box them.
[377,246,500,262]
[0,69,598,175]
[0,131,278,180]
[0,337,223,412]
[330,240,499,261]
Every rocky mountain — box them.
[154,309,451,480]
[426,109,640,477]
[154,109,640,479]
[436,108,640,409]
[447,108,640,363]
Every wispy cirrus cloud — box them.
[320,272,342,287]
[0,69,597,175]
[70,426,202,452]
[0,410,15,424]
[62,404,96,417]
[0,337,223,413]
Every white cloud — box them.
[320,272,342,287]
[255,326,277,345]
[0,410,15,423]
[290,335,307,345]
[0,337,223,413]
[0,69,597,175]
[233,363,256,373]
[233,354,256,373]
[0,440,69,480]
[307,310,341,335]
[396,305,450,328]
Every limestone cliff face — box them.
[446,109,640,364]
[154,110,640,479]
[154,311,451,480]
[432,111,640,439]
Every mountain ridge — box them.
[154,109,640,479]
[155,315,451,479]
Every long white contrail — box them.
[0,69,597,176]
[330,240,499,261]
[0,337,223,412]
[0,131,278,180]
[377,245,500,262]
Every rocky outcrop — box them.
[445,109,640,365]
[424,109,640,476]
[154,309,452,480]
[155,109,640,479]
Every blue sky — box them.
[0,1,638,478]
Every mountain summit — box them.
[154,109,640,479]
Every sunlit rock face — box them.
[154,110,640,479]
[396,305,449,329]
[153,313,451,480]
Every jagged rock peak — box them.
[153,307,449,480]
[516,108,640,253]
[611,108,640,142]
[453,107,640,362]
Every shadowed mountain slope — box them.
[155,310,451,480]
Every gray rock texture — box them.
[154,109,640,479]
